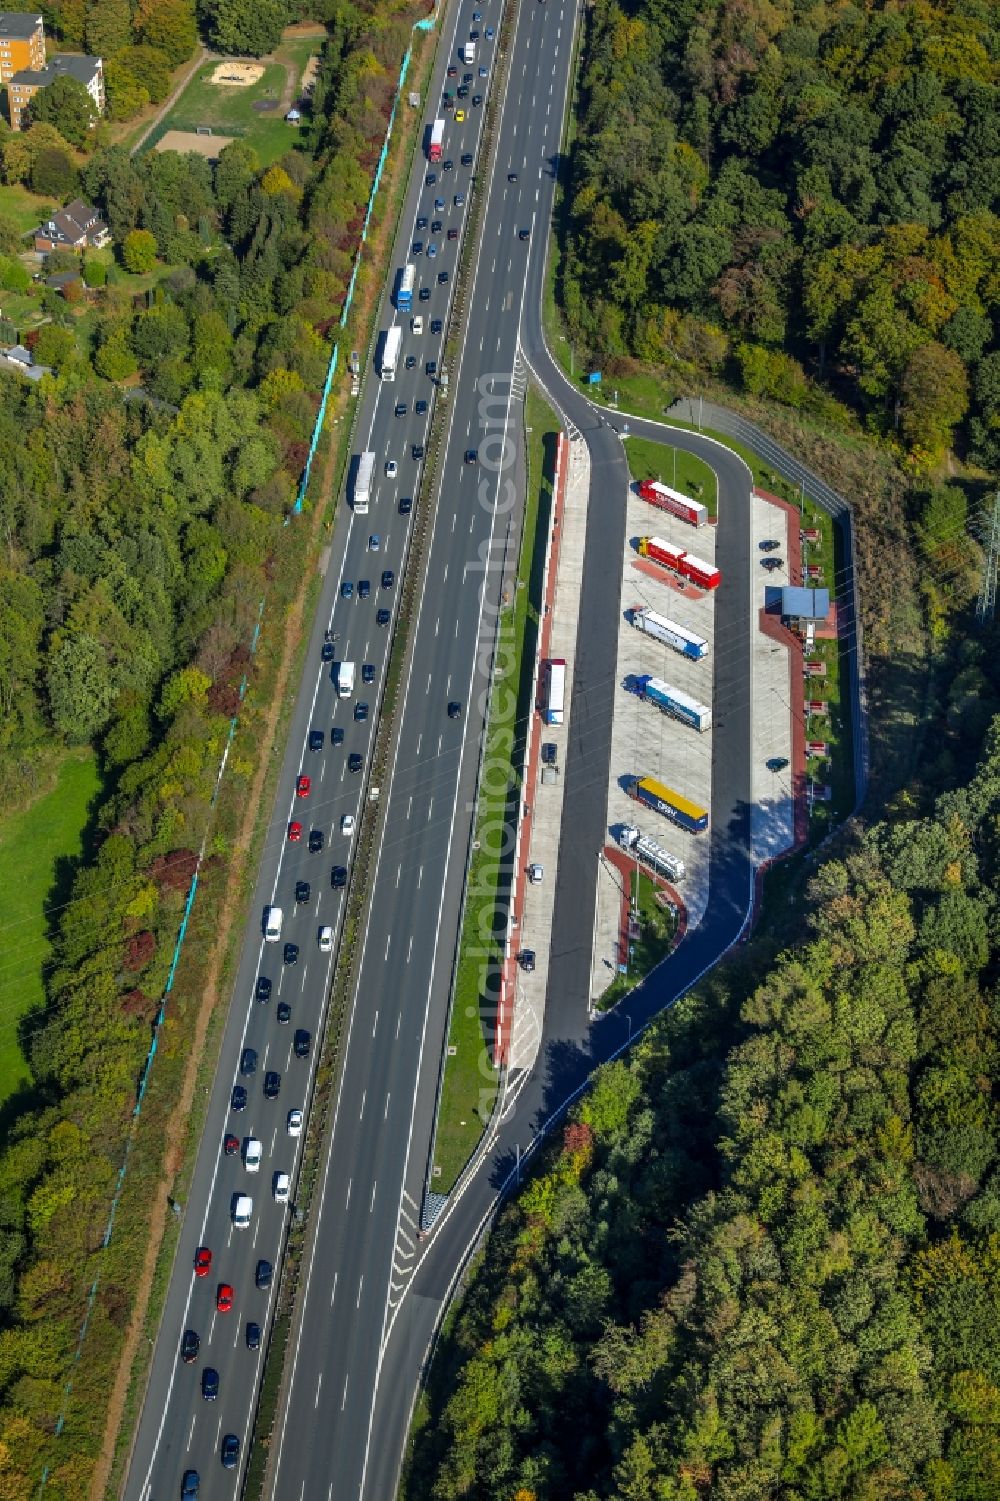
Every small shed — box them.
[285,107,301,123]
[780,586,830,624]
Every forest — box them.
[561,0,1000,462]
[0,0,417,1490]
[411,695,1000,1500]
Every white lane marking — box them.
[406,935,413,961]
[417,866,422,888]
[384,1094,391,1120]
[359,1089,366,1119]
[315,1373,323,1409]
[330,1271,338,1308]
[427,797,434,822]
[371,1010,378,1036]
[385,934,391,960]
[370,1183,377,1213]
[357,1275,365,1307]
[345,1178,352,1209]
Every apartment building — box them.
[0,11,44,83]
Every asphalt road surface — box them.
[123,0,757,1492]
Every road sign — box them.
[587,371,602,385]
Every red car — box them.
[217,1283,234,1313]
[288,821,302,843]
[194,1247,212,1278]
[296,775,311,798]
[223,1133,239,1156]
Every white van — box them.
[336,661,355,698]
[318,925,333,953]
[232,1193,253,1228]
[411,314,424,335]
[273,1172,290,1204]
[264,906,283,942]
[243,1137,262,1173]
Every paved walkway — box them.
[129,47,208,154]
[498,429,590,1069]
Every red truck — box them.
[638,535,686,571]
[637,479,707,528]
[677,551,721,590]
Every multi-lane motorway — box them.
[124,0,760,1492]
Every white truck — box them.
[411,314,424,335]
[352,450,375,514]
[618,825,685,883]
[335,661,355,698]
[380,325,401,381]
[231,1194,253,1228]
[630,606,708,661]
[462,40,475,63]
[264,906,283,942]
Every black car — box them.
[377,608,391,626]
[519,227,530,240]
[412,443,425,459]
[416,214,428,230]
[231,1084,247,1112]
[416,399,427,414]
[381,570,395,589]
[362,663,375,684]
[759,538,780,551]
[283,943,298,965]
[181,1328,200,1364]
[427,359,437,375]
[457,84,469,97]
[399,495,412,514]
[321,641,334,663]
[405,354,416,370]
[463,70,474,82]
[358,579,371,599]
[462,152,473,166]
[519,949,536,972]
[246,1321,261,1350]
[354,701,368,722]
[255,975,271,1003]
[412,239,423,255]
[448,700,461,719]
[446,63,456,75]
[240,1047,257,1077]
[295,880,310,904]
[438,270,449,285]
[443,159,454,170]
[443,93,454,109]
[541,742,557,766]
[431,318,442,334]
[276,1002,291,1025]
[263,1071,281,1099]
[761,556,783,571]
[448,227,458,240]
[419,287,431,302]
[255,1259,273,1289]
[331,865,347,888]
[472,93,482,106]
[202,1368,219,1401]
[395,401,407,416]
[465,448,478,463]
[294,1029,311,1059]
[454,191,465,206]
[767,756,790,772]
[221,1434,240,1471]
[425,171,437,185]
[348,752,363,773]
[308,729,324,751]
[431,219,442,233]
[508,171,518,182]
[332,726,345,747]
[308,828,324,853]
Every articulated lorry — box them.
[634,675,711,733]
[352,450,375,513]
[618,824,685,882]
[628,775,708,834]
[396,263,415,311]
[637,479,708,527]
[428,118,444,162]
[380,325,401,381]
[630,606,708,661]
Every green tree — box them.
[203,0,287,56]
[134,0,198,64]
[29,146,79,199]
[900,341,970,457]
[121,228,157,274]
[85,0,132,58]
[26,75,96,147]
[45,635,116,741]
[103,59,150,122]
[31,325,76,367]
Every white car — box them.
[287,1109,303,1137]
[341,814,355,836]
[318,924,333,953]
[528,862,544,884]
[243,1137,262,1173]
[385,460,397,478]
[273,1172,290,1204]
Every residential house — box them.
[8,51,103,129]
[34,198,110,254]
[0,11,43,84]
[1,344,52,381]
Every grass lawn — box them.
[150,35,320,167]
[0,752,100,1104]
[0,183,56,238]
[623,433,718,518]
[433,385,558,1192]
[596,869,679,1012]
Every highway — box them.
[123,0,758,1491]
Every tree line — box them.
[561,0,1000,465]
[0,2,416,1490]
[409,681,1000,1499]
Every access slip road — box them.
[123,0,757,1493]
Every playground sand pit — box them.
[210,60,265,87]
[155,129,236,160]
